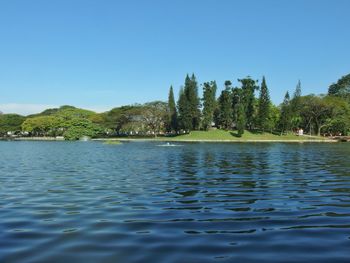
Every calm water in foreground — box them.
[1,141,350,263]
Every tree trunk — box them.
[318,124,326,137]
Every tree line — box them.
[1,73,349,139]
[166,73,350,137]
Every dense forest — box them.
[1,73,350,140]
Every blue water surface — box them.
[0,141,350,263]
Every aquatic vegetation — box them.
[103,140,122,145]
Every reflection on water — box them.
[0,141,350,263]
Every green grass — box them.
[166,129,328,141]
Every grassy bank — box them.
[94,130,334,142]
[167,130,331,142]
[7,130,335,142]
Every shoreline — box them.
[0,136,341,143]
[1,137,65,141]
[93,138,337,143]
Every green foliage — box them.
[202,81,217,130]
[238,77,259,129]
[218,82,233,129]
[322,96,350,135]
[290,81,302,129]
[177,74,201,131]
[186,74,201,129]
[22,106,104,139]
[26,108,59,118]
[98,102,168,136]
[236,103,246,136]
[231,87,241,123]
[300,95,332,136]
[257,76,271,131]
[22,115,62,136]
[177,87,192,131]
[99,105,143,131]
[278,91,292,133]
[56,106,95,120]
[328,73,350,99]
[0,114,26,135]
[63,118,104,140]
[269,104,280,132]
[141,101,168,136]
[167,86,178,131]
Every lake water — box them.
[1,141,350,263]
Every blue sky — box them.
[0,0,349,115]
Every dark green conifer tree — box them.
[202,81,217,130]
[187,74,201,130]
[167,86,178,132]
[231,87,241,123]
[181,74,201,130]
[236,102,246,136]
[177,87,192,131]
[238,77,259,130]
[290,80,302,130]
[257,76,271,131]
[278,91,292,134]
[218,81,233,129]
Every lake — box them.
[1,141,350,263]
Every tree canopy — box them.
[0,114,26,135]
[328,73,350,99]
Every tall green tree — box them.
[231,87,241,123]
[167,86,178,131]
[202,81,217,130]
[290,80,302,129]
[257,76,271,131]
[218,81,233,129]
[278,91,292,134]
[236,102,246,136]
[141,101,168,137]
[238,77,259,130]
[177,87,192,131]
[269,104,280,132]
[300,95,331,136]
[185,74,201,130]
[179,74,201,130]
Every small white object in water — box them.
[157,142,182,147]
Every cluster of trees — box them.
[166,75,287,136]
[1,73,349,140]
[279,89,350,136]
[19,106,105,140]
[167,75,272,137]
[279,74,350,136]
[166,73,349,136]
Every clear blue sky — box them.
[0,0,349,115]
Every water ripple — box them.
[0,141,350,262]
